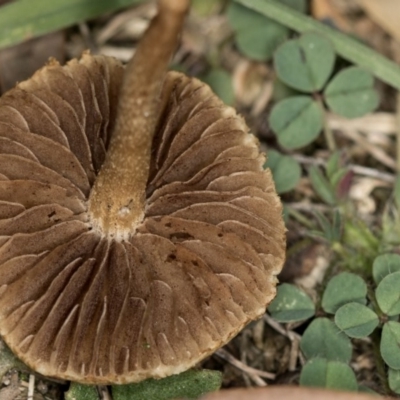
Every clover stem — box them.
[371,328,391,395]
[367,286,391,395]
[88,0,189,240]
[316,96,336,152]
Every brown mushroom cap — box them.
[0,0,285,385]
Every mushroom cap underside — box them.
[0,54,285,384]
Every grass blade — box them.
[0,0,144,50]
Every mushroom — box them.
[0,0,285,384]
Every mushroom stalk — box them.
[88,0,189,240]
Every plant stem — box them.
[234,0,400,91]
[287,206,316,229]
[367,287,391,395]
[371,328,391,395]
[316,97,336,152]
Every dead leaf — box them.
[349,177,390,214]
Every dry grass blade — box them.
[341,129,396,170]
[327,113,396,135]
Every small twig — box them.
[97,385,112,400]
[341,129,396,170]
[239,331,253,387]
[327,112,396,135]
[247,372,268,387]
[293,154,396,183]
[263,315,301,343]
[263,315,302,372]
[252,319,265,350]
[287,202,331,214]
[287,331,300,372]
[292,154,324,167]
[215,348,275,381]
[99,46,134,62]
[96,3,155,45]
[27,374,35,400]
[350,165,395,183]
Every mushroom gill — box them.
[0,0,286,384]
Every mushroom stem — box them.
[88,0,189,240]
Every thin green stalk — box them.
[287,206,315,229]
[371,328,391,396]
[367,286,391,395]
[234,0,400,91]
[316,96,336,152]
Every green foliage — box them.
[299,358,358,391]
[321,272,367,314]
[227,0,306,61]
[308,166,337,206]
[381,322,400,370]
[272,77,299,102]
[269,32,379,150]
[273,253,400,394]
[233,0,400,91]
[300,318,352,363]
[307,153,350,208]
[334,302,379,338]
[274,33,335,92]
[228,1,400,395]
[0,0,143,50]
[388,368,400,394]
[372,253,400,285]
[202,68,234,105]
[0,340,27,380]
[376,271,400,316]
[310,209,342,243]
[264,150,301,193]
[269,96,323,150]
[342,219,380,257]
[326,152,341,180]
[268,283,315,322]
[324,67,380,119]
[65,383,98,400]
[112,370,222,400]
[63,370,222,400]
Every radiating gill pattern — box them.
[0,55,285,383]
